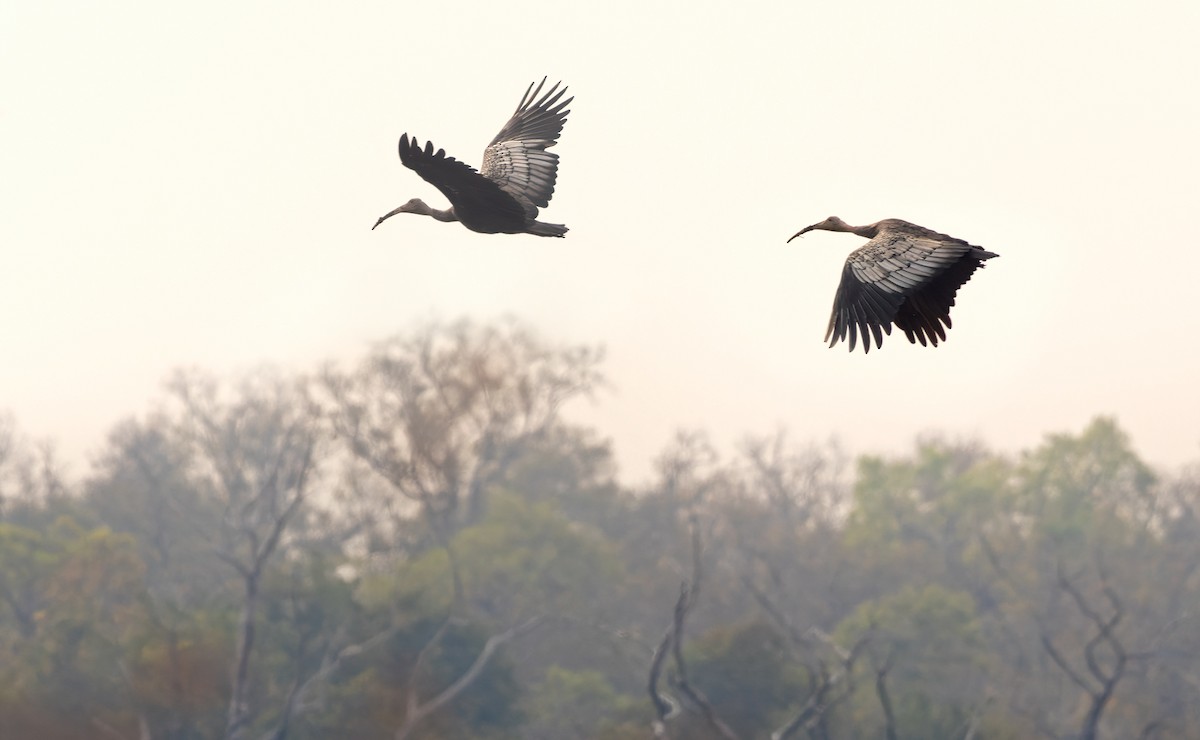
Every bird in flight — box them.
[373,78,572,237]
[789,217,998,353]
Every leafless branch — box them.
[1040,632,1095,693]
[669,586,740,740]
[770,633,868,740]
[647,518,741,740]
[168,372,324,740]
[740,568,869,740]
[403,613,456,721]
[1054,563,1127,740]
[1035,559,1129,740]
[259,623,402,740]
[648,620,678,725]
[393,616,542,740]
[739,573,811,651]
[875,651,898,740]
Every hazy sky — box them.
[3,0,1199,483]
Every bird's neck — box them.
[407,199,457,223]
[841,222,878,238]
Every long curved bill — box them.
[786,223,821,243]
[372,207,406,231]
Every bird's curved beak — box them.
[371,206,405,231]
[786,224,819,243]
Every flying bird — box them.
[788,217,998,353]
[372,78,572,237]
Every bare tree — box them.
[738,574,867,740]
[648,517,741,740]
[738,431,848,528]
[323,321,592,739]
[873,650,899,740]
[771,635,866,740]
[167,370,324,740]
[323,318,602,539]
[1039,561,1128,740]
[86,408,239,729]
[0,413,72,642]
[0,411,68,515]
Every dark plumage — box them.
[373,79,572,237]
[788,217,998,353]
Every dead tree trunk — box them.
[647,518,741,740]
[875,652,898,740]
[1039,564,1127,740]
[167,370,322,740]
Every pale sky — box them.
[3,0,1199,483]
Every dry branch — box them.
[393,616,542,740]
[1039,561,1128,740]
[646,518,741,740]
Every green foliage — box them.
[3,354,1198,740]
[523,666,641,739]
[0,516,154,738]
[845,438,1013,558]
[1017,416,1158,550]
[686,620,807,737]
[833,584,986,738]
[370,490,626,620]
[455,493,625,619]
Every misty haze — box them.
[3,0,1199,738]
[2,319,1197,738]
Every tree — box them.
[86,415,223,603]
[0,411,70,518]
[0,517,152,739]
[322,320,601,740]
[524,666,641,740]
[166,369,326,740]
[323,318,603,540]
[979,418,1168,738]
[833,584,988,739]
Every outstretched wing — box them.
[480,78,572,217]
[398,134,527,225]
[827,232,993,353]
[891,248,992,348]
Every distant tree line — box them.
[1,318,1197,739]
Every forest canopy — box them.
[1,318,1197,740]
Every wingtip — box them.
[397,133,416,160]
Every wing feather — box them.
[480,78,572,216]
[826,261,906,353]
[397,134,527,230]
[826,227,996,352]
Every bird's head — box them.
[372,198,431,230]
[787,216,850,243]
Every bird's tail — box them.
[528,220,568,238]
